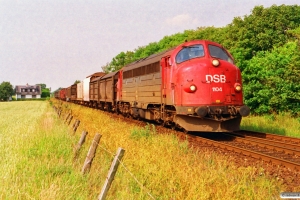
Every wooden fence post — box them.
[58,108,62,117]
[74,130,88,160]
[73,120,80,134]
[65,113,71,122]
[72,119,78,129]
[81,133,102,174]
[67,116,73,125]
[98,147,125,200]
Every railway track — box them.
[234,130,300,146]
[182,130,300,171]
[100,110,300,172]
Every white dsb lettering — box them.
[206,75,226,83]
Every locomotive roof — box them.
[122,47,176,71]
[121,40,219,72]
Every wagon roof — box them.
[86,72,106,78]
[100,71,118,79]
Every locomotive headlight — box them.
[184,84,197,93]
[190,85,197,92]
[212,59,220,67]
[234,83,242,92]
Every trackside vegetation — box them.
[102,5,300,117]
[2,100,299,199]
[241,113,300,137]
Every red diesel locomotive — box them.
[56,40,250,132]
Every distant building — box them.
[15,84,42,99]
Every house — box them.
[15,84,42,99]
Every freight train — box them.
[54,40,250,132]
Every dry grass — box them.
[0,100,287,199]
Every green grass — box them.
[0,101,91,199]
[0,100,292,199]
[241,113,300,137]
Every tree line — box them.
[101,5,300,116]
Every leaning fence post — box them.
[65,113,71,122]
[98,147,125,200]
[72,119,78,129]
[67,116,73,125]
[74,130,88,160]
[58,108,62,117]
[81,133,102,174]
[73,120,80,134]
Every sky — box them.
[1,0,299,91]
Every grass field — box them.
[0,100,294,199]
[241,113,300,138]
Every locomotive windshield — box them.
[176,45,204,63]
[208,45,233,63]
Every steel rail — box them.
[187,134,300,171]
[235,130,300,144]
[234,134,300,152]
[224,133,300,157]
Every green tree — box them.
[36,83,51,97]
[74,80,81,84]
[101,62,112,73]
[287,26,300,41]
[37,83,46,90]
[225,5,300,70]
[41,88,50,98]
[243,42,300,116]
[0,82,14,101]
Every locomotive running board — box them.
[174,115,242,132]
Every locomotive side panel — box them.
[122,73,162,107]
[137,73,161,106]
[121,59,164,107]
[122,77,136,103]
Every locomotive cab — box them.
[168,40,250,132]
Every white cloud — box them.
[166,14,198,27]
